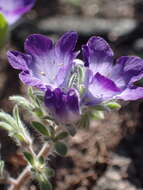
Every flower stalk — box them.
[0,31,143,190]
[8,143,50,190]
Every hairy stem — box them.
[8,143,50,190]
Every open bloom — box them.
[82,36,143,105]
[7,31,78,91]
[44,88,80,124]
[0,0,36,24]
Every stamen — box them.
[58,63,64,66]
[53,60,63,66]
[40,71,46,76]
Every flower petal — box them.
[7,32,78,91]
[116,86,143,101]
[24,34,63,87]
[0,0,36,24]
[67,89,79,112]
[89,73,121,96]
[82,36,114,76]
[110,56,143,89]
[55,31,78,55]
[82,44,90,67]
[24,34,53,56]
[83,72,121,105]
[7,50,32,70]
[45,88,80,124]
[19,71,46,91]
[24,33,76,89]
[54,31,78,88]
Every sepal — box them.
[68,63,86,91]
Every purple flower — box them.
[44,88,80,124]
[0,0,36,24]
[7,32,78,91]
[82,36,143,105]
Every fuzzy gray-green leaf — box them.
[0,112,16,127]
[0,121,12,131]
[9,95,35,110]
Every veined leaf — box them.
[23,151,34,166]
[32,121,50,137]
[54,142,68,156]
[55,132,68,140]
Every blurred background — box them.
[1,0,143,189]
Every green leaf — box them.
[9,96,35,110]
[34,108,44,118]
[23,152,34,166]
[32,121,50,137]
[45,167,55,177]
[14,133,26,143]
[0,13,8,48]
[54,142,68,156]
[0,121,12,131]
[11,105,32,145]
[28,87,40,107]
[68,63,86,89]
[76,112,90,128]
[0,160,4,177]
[76,64,86,84]
[47,126,55,137]
[39,156,45,165]
[13,105,23,127]
[91,110,104,120]
[0,112,16,127]
[79,85,85,95]
[80,117,89,128]
[28,87,34,98]
[33,91,44,98]
[68,72,79,89]
[55,132,68,140]
[105,102,121,110]
[39,181,52,190]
